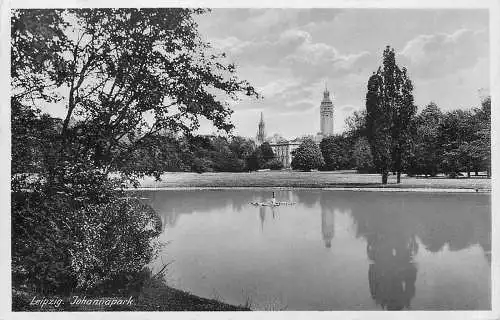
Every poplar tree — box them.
[365,46,416,184]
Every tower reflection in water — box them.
[320,196,335,248]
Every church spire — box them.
[256,111,266,145]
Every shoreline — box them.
[127,186,490,193]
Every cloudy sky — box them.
[194,8,490,139]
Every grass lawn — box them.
[137,170,491,191]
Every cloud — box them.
[210,28,374,78]
[195,9,489,139]
[399,28,489,78]
[199,9,342,41]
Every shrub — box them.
[191,158,213,173]
[70,197,162,290]
[265,159,283,170]
[11,168,162,295]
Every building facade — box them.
[269,142,301,168]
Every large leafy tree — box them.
[291,139,325,171]
[438,109,477,177]
[407,102,443,176]
[365,46,416,184]
[319,134,352,170]
[13,8,258,178]
[11,8,258,302]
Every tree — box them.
[260,142,275,162]
[11,9,69,104]
[438,109,477,177]
[291,139,325,171]
[365,46,416,184]
[229,136,255,160]
[475,96,491,177]
[246,148,264,171]
[11,8,258,302]
[345,110,367,140]
[320,135,351,170]
[13,8,258,177]
[366,70,391,184]
[353,137,375,173]
[391,65,417,183]
[407,102,443,176]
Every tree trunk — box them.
[382,171,388,184]
[475,171,478,176]
[397,171,401,184]
[467,171,470,178]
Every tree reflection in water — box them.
[366,233,418,310]
[322,194,419,310]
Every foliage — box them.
[366,70,391,183]
[319,135,352,170]
[265,159,284,170]
[436,102,489,178]
[13,8,258,173]
[11,167,162,294]
[191,158,214,173]
[405,102,442,176]
[11,8,258,306]
[246,148,264,171]
[353,137,375,173]
[70,197,162,290]
[260,142,275,162]
[291,139,325,171]
[117,133,187,179]
[229,136,255,160]
[365,46,416,184]
[404,98,490,178]
[345,110,367,140]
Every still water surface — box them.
[139,190,491,310]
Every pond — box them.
[138,189,491,310]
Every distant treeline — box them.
[16,96,490,179]
[12,110,283,177]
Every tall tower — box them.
[256,112,266,145]
[320,84,334,136]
